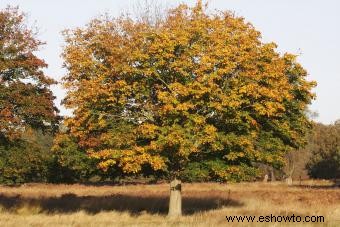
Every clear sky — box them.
[1,0,339,124]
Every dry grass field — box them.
[0,181,339,227]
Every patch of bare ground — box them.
[0,180,338,226]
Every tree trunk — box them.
[286,176,293,185]
[168,178,182,217]
[263,174,268,182]
[270,168,276,182]
[286,165,294,185]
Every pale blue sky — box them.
[1,0,339,124]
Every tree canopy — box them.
[0,7,59,141]
[58,2,315,182]
[307,121,340,179]
[0,7,59,184]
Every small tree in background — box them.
[307,121,340,180]
[0,129,54,184]
[60,1,315,216]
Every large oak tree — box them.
[58,1,315,216]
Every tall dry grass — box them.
[0,181,339,226]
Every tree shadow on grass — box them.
[291,184,339,190]
[0,193,243,215]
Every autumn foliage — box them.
[55,2,316,183]
[0,7,59,141]
[0,7,59,184]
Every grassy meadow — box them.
[0,181,339,227]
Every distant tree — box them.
[283,148,311,181]
[282,124,317,183]
[60,1,315,216]
[0,7,59,184]
[0,7,59,141]
[307,122,340,180]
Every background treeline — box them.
[0,121,339,184]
